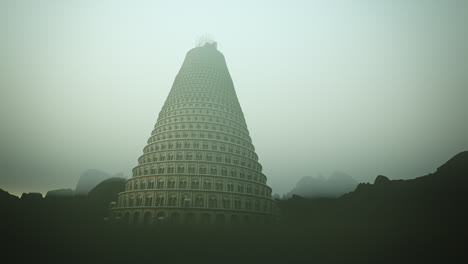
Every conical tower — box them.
[112,42,278,225]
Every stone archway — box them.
[215,214,225,224]
[156,212,166,224]
[123,213,130,224]
[201,213,211,224]
[133,212,140,224]
[185,213,195,224]
[171,212,180,224]
[143,212,152,226]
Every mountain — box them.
[45,188,75,198]
[342,150,468,203]
[286,171,358,198]
[74,169,124,196]
[88,177,126,216]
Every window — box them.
[222,197,231,209]
[145,196,153,206]
[177,165,185,173]
[188,165,196,174]
[227,182,234,192]
[221,167,227,176]
[168,179,176,188]
[245,199,252,210]
[199,166,207,174]
[234,198,241,209]
[215,181,223,191]
[179,179,187,189]
[195,195,204,207]
[191,179,200,189]
[203,180,212,190]
[157,180,164,189]
[168,196,177,206]
[208,196,218,208]
[210,166,217,175]
[167,165,175,173]
[186,152,193,160]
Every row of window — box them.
[142,140,258,161]
[133,163,266,183]
[139,150,260,171]
[164,91,239,113]
[148,130,254,151]
[125,176,271,197]
[118,193,273,212]
[116,211,275,225]
[159,94,243,120]
[154,115,248,138]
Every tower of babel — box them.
[112,42,278,225]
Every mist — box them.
[1,0,467,196]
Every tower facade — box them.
[112,42,278,224]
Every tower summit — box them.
[112,43,278,224]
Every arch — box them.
[230,214,239,224]
[185,213,196,224]
[123,212,130,224]
[143,212,152,226]
[133,212,141,224]
[215,214,225,225]
[156,212,166,224]
[171,212,180,224]
[194,195,204,207]
[201,213,211,224]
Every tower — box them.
[112,42,278,225]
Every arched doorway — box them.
[133,212,140,224]
[156,212,166,224]
[201,213,211,224]
[171,212,180,224]
[215,214,225,225]
[230,214,239,224]
[143,212,152,226]
[123,213,130,224]
[185,213,195,224]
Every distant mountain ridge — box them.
[75,169,124,196]
[286,171,358,198]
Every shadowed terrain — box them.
[2,151,467,262]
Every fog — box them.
[1,0,467,196]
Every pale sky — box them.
[1,0,467,196]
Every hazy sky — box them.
[1,0,467,196]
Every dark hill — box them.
[45,188,74,198]
[75,169,124,196]
[286,171,358,198]
[88,177,126,217]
